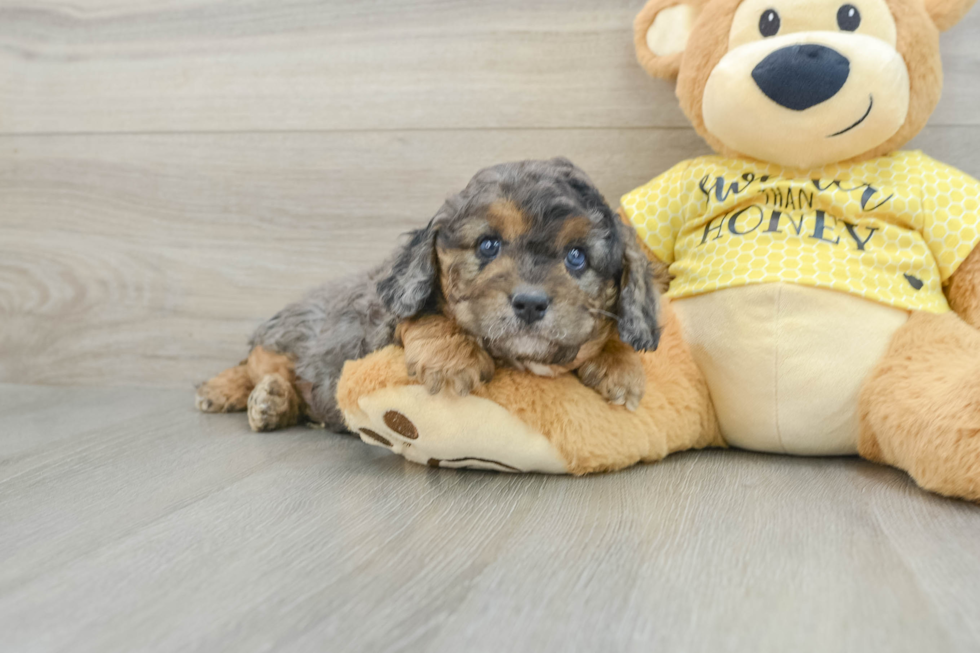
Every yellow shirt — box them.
[621,151,980,313]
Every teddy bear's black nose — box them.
[752,44,851,111]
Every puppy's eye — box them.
[565,248,587,271]
[837,4,861,31]
[477,237,501,259]
[759,9,780,37]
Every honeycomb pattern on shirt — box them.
[620,151,980,313]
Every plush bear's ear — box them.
[634,0,706,80]
[923,0,976,31]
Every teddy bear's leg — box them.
[859,311,980,501]
[337,300,722,474]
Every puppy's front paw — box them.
[577,344,645,411]
[406,337,495,397]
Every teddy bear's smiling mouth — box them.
[828,95,874,138]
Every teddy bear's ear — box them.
[634,0,705,80]
[923,0,977,30]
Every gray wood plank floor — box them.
[2,384,979,653]
[4,0,980,650]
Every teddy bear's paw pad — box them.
[343,387,568,474]
[358,427,394,448]
[247,374,299,432]
[356,415,520,472]
[352,410,416,453]
[425,457,522,473]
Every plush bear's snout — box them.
[752,44,851,111]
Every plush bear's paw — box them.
[247,374,300,432]
[406,338,495,397]
[343,385,568,474]
[577,347,646,412]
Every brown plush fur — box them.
[946,245,980,329]
[338,300,724,475]
[927,0,978,30]
[860,311,980,501]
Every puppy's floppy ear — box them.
[617,220,662,352]
[377,216,441,319]
[548,157,615,219]
[634,0,707,80]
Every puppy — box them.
[196,158,661,432]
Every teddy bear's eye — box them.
[759,9,781,37]
[837,4,861,31]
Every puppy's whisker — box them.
[589,308,620,322]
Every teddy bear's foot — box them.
[343,384,568,474]
[860,311,980,502]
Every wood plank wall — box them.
[2,0,979,387]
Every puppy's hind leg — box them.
[248,374,304,432]
[196,363,253,413]
[245,346,306,432]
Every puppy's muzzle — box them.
[511,290,550,325]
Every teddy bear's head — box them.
[635,0,974,168]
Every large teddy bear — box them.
[338,0,980,501]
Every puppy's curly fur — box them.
[197,158,662,431]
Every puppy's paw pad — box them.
[247,376,295,432]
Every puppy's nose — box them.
[752,44,850,111]
[512,291,550,324]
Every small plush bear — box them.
[338,0,980,501]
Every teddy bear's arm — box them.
[945,245,980,329]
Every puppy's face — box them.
[437,196,620,366]
[379,158,662,367]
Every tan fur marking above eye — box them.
[487,200,528,242]
[557,216,592,248]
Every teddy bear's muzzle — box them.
[751,43,851,111]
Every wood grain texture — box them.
[1,385,979,653]
[0,0,977,134]
[3,127,980,387]
[0,128,713,387]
